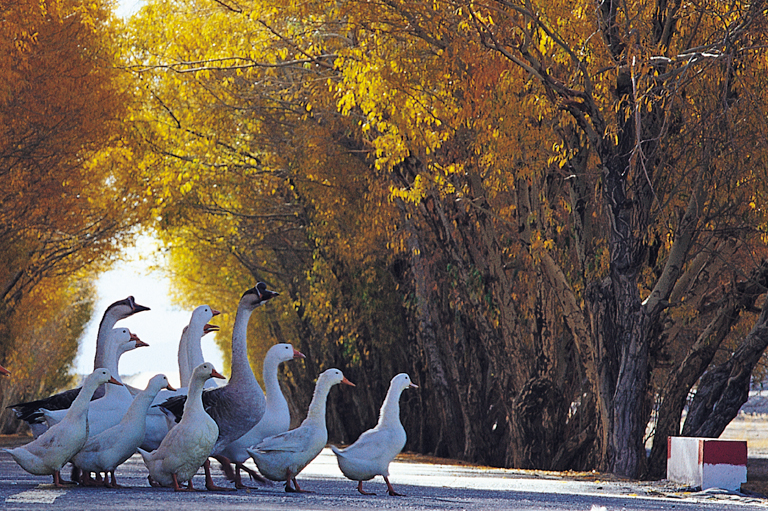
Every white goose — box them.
[142,306,222,450]
[42,328,148,437]
[9,296,149,436]
[186,305,221,389]
[141,305,221,451]
[72,374,175,488]
[178,305,221,389]
[176,326,190,390]
[217,343,305,487]
[138,363,224,491]
[157,283,278,490]
[331,373,418,496]
[246,368,355,492]
[4,369,121,487]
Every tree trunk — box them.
[683,298,768,437]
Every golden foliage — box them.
[122,0,768,469]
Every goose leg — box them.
[284,470,311,493]
[54,470,76,487]
[204,458,235,491]
[79,470,102,487]
[70,465,81,484]
[107,471,125,488]
[234,462,268,488]
[357,480,376,495]
[213,454,237,481]
[384,476,404,496]
[172,473,195,492]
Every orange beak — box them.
[108,376,123,385]
[293,349,306,359]
[203,324,220,335]
[131,333,149,348]
[165,383,177,391]
[211,308,221,317]
[341,377,355,387]
[0,364,10,376]
[211,369,226,379]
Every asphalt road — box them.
[2,444,767,510]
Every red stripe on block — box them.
[700,440,747,466]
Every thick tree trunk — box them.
[646,259,768,478]
[683,299,768,437]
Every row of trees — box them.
[5,0,768,480]
[122,0,768,479]
[0,0,146,431]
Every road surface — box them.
[1,441,767,510]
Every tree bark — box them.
[683,281,768,437]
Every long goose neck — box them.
[93,311,119,369]
[263,356,282,399]
[102,340,120,377]
[184,376,207,417]
[377,386,403,427]
[187,329,205,371]
[122,390,156,423]
[70,377,102,416]
[178,329,190,387]
[228,305,255,384]
[304,380,332,424]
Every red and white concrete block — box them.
[667,437,747,491]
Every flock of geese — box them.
[0,283,418,495]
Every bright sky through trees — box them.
[74,236,224,387]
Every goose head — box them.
[189,305,221,335]
[104,296,151,321]
[392,373,418,392]
[318,368,355,389]
[191,362,226,384]
[146,373,176,393]
[112,328,149,357]
[240,282,279,311]
[269,343,306,364]
[86,368,122,388]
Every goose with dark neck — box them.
[9,296,149,434]
[158,282,278,490]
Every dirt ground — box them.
[719,414,768,494]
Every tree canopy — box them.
[0,0,146,431]
[5,0,768,480]
[120,0,768,478]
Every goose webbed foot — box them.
[172,473,197,492]
[357,481,376,495]
[285,474,312,493]
[204,459,235,491]
[234,463,267,489]
[384,476,404,496]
